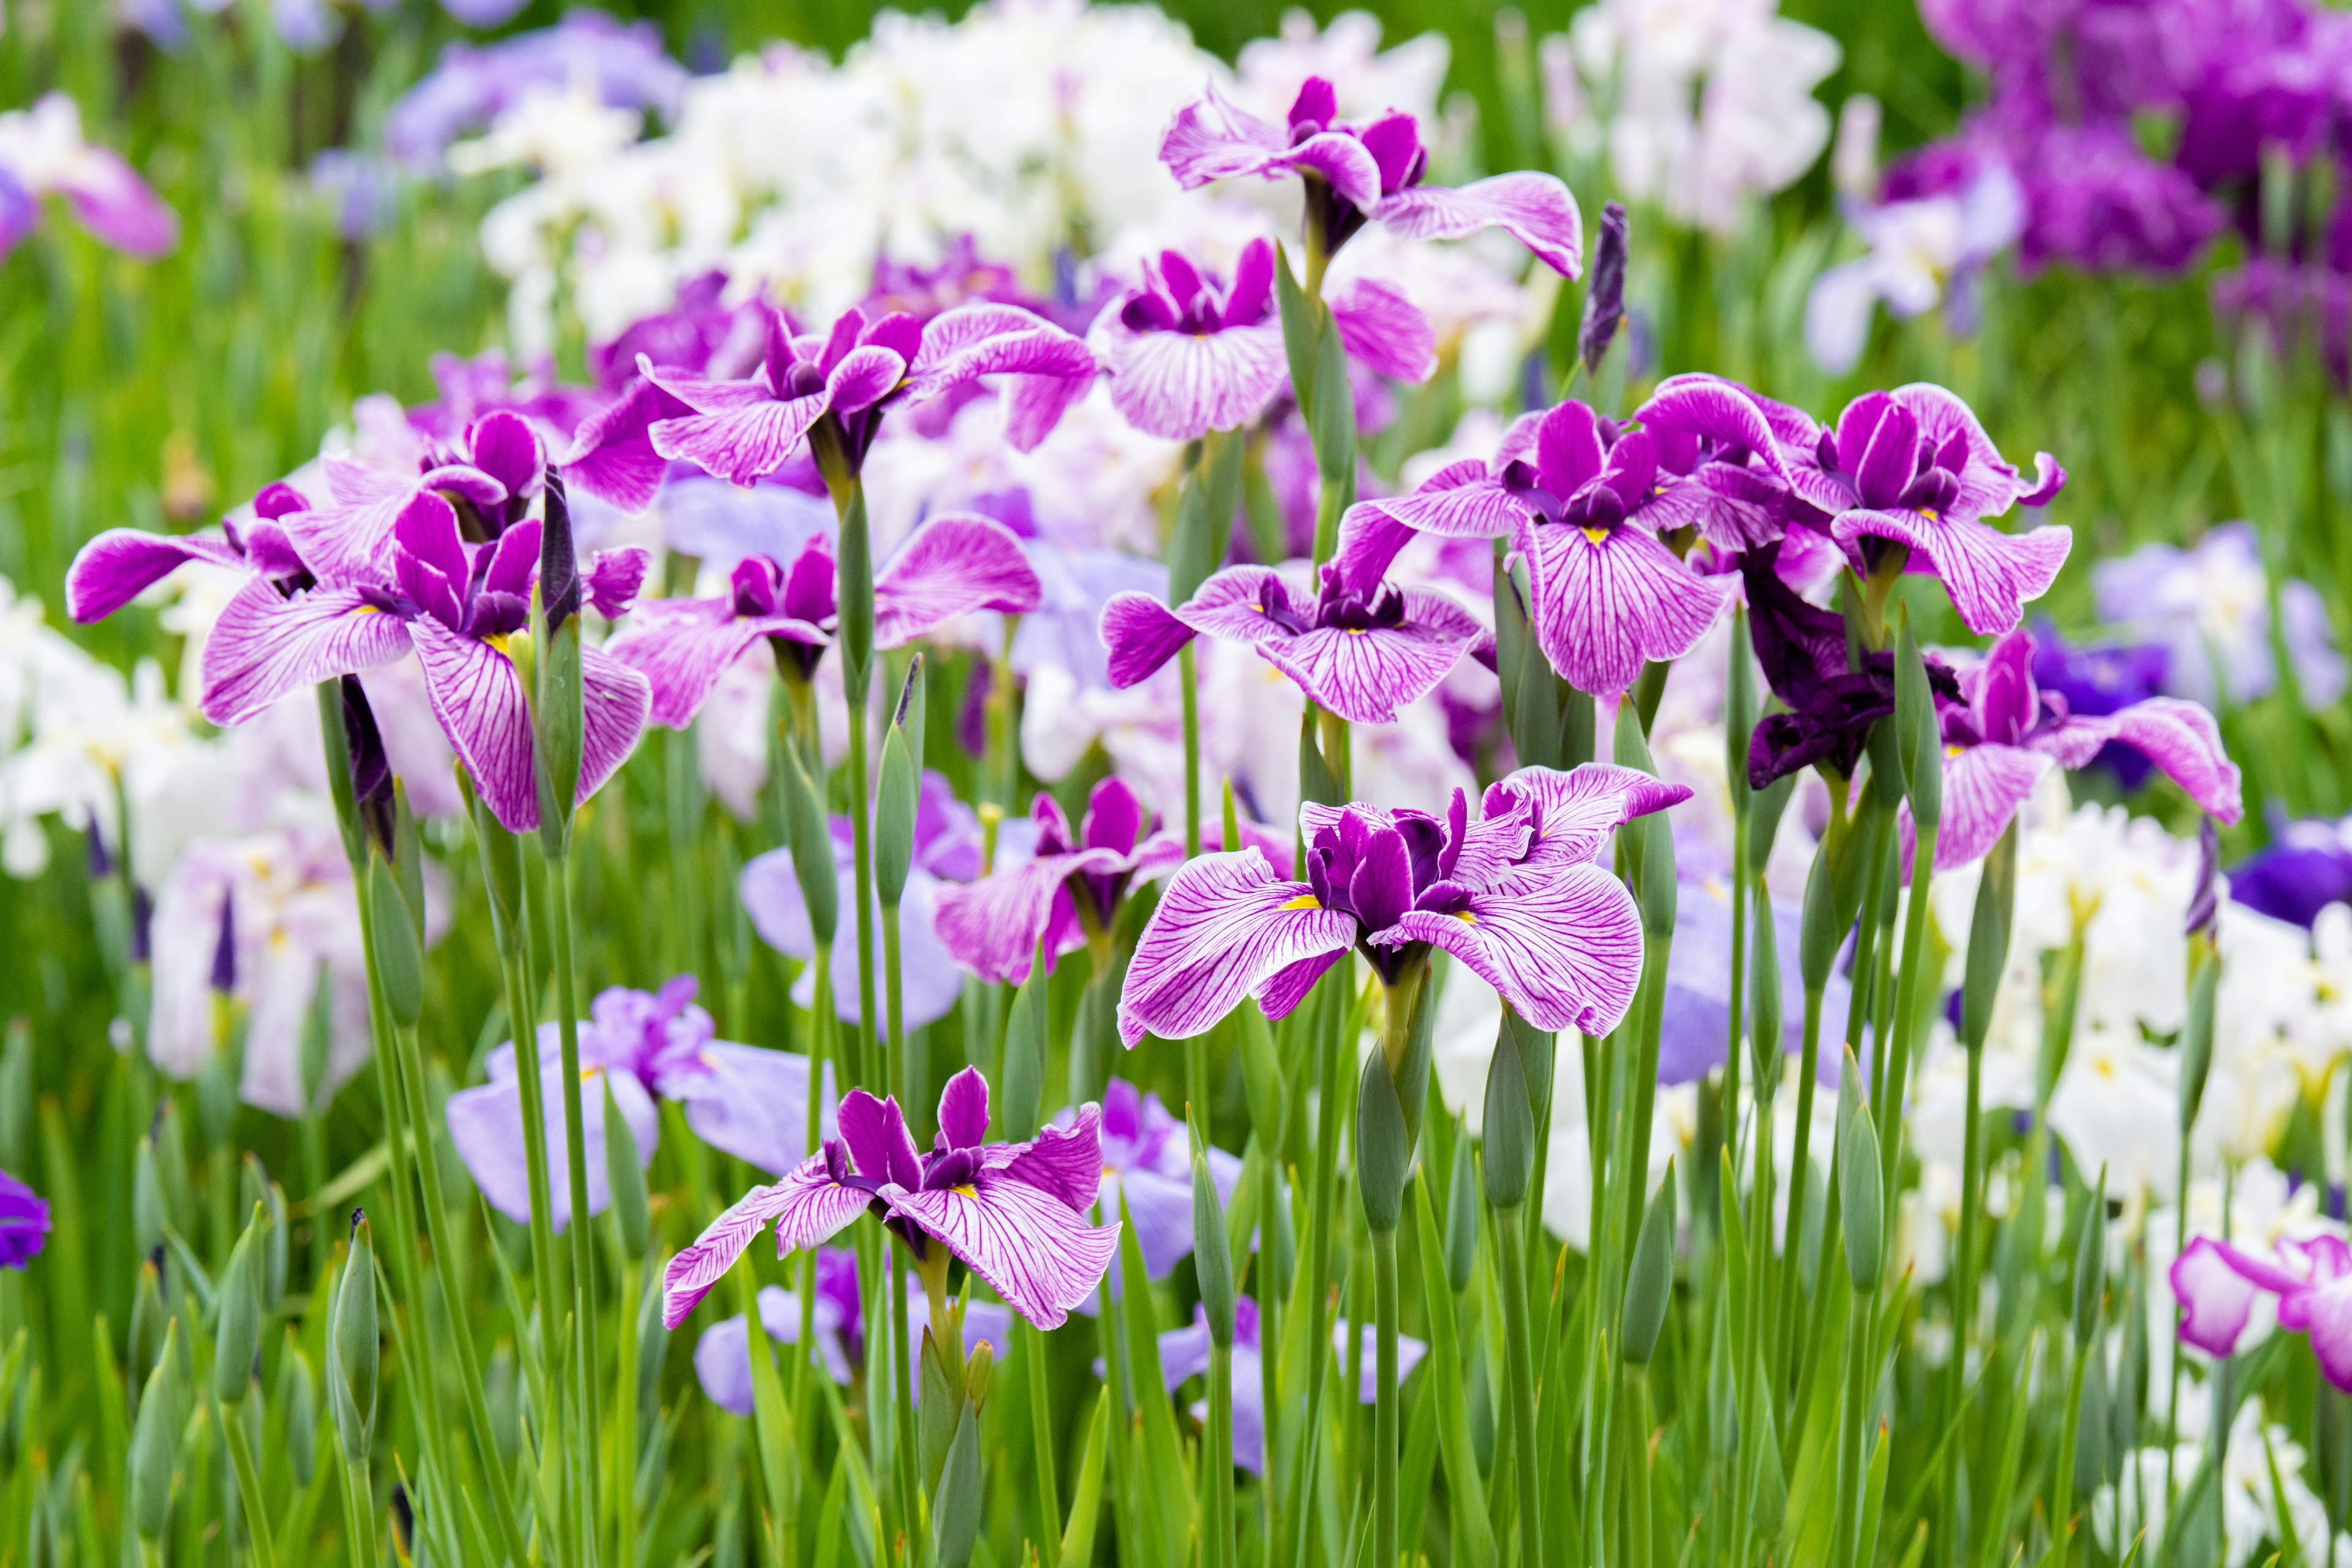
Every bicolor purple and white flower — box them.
[1098,561,1487,726]
[1159,76,1583,277]
[287,407,549,584]
[607,513,1041,729]
[1118,764,1686,1046]
[2171,1232,2352,1390]
[660,1066,1119,1331]
[0,93,177,261]
[447,975,834,1231]
[1911,626,2242,870]
[66,480,318,626]
[1152,1297,1426,1474]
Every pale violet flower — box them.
[1804,158,2026,375]
[2092,521,2349,709]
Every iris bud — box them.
[1355,1047,1411,1235]
[366,861,424,1030]
[1894,614,1943,829]
[2073,1167,2109,1350]
[1725,605,1756,812]
[1480,1013,1536,1210]
[532,473,585,855]
[1193,1134,1237,1345]
[1578,200,1629,377]
[1620,1159,1676,1365]
[281,1336,318,1490]
[1748,895,1784,1093]
[1838,1055,1883,1292]
[0,1017,28,1174]
[1961,822,2018,1054]
[836,484,876,704]
[330,1213,379,1463]
[875,657,922,907]
[603,1075,650,1262]
[129,1319,183,1542]
[213,1202,266,1403]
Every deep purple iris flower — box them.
[1913,625,2241,869]
[1153,1296,1426,1474]
[2172,1232,2352,1390]
[447,976,832,1232]
[0,1167,49,1269]
[2227,816,2352,929]
[1159,76,1583,278]
[608,513,1041,729]
[1089,235,1436,442]
[67,479,317,624]
[1337,398,1735,696]
[1119,764,1684,1046]
[661,1066,1119,1331]
[565,298,1096,511]
[693,1246,1014,1412]
[291,407,549,583]
[1099,560,1487,725]
[2026,619,2172,790]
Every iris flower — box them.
[606,513,1041,729]
[447,976,832,1232]
[0,94,178,262]
[1117,764,1684,1046]
[1154,1297,1425,1473]
[661,1066,1119,1330]
[1915,625,2241,869]
[1159,76,1583,277]
[1098,560,1488,725]
[2173,1234,2352,1390]
[1088,1079,1245,1279]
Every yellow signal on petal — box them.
[1280,893,1321,910]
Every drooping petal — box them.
[1098,317,1286,441]
[884,1177,1120,1329]
[902,304,1098,409]
[1117,850,1356,1047]
[1258,586,1483,724]
[1343,461,1528,542]
[656,1042,834,1177]
[55,145,178,255]
[1157,81,1292,190]
[562,375,693,513]
[650,392,829,488]
[1328,277,1437,383]
[605,600,826,729]
[1372,172,1583,277]
[2169,1235,2296,1359]
[2029,699,2242,824]
[1282,131,1383,211]
[932,850,1116,984]
[579,644,654,807]
[872,512,1043,646]
[67,528,251,623]
[1519,519,1733,695]
[1918,743,2052,872]
[1099,591,1199,688]
[1382,863,1644,1035]
[1833,508,2072,638]
[200,579,413,726]
[409,616,540,832]
[443,1056,658,1232]
[661,1158,873,1327]
[1498,763,1694,880]
[2285,1278,2352,1391]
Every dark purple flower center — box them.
[1303,805,1476,984]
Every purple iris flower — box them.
[1153,1297,1425,1474]
[2171,1232,2352,1389]
[2228,816,2352,929]
[660,1066,1120,1331]
[0,1167,50,1269]
[1158,76,1583,278]
[607,513,1041,729]
[277,407,548,584]
[66,479,318,625]
[567,300,1096,510]
[1086,1080,1245,1279]
[407,350,609,454]
[590,271,772,391]
[1098,560,1487,725]
[383,12,690,170]
[0,94,178,260]
[1090,236,1436,442]
[1910,626,2242,870]
[447,976,832,1233]
[742,771,979,1029]
[1118,764,1685,1046]
[2026,619,2171,790]
[1656,874,1852,1087]
[693,1248,1015,1412]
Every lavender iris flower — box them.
[1909,626,2242,870]
[0,94,178,261]
[2091,521,2349,709]
[1656,875,1852,1086]
[2171,1233,2352,1390]
[2228,816,2352,929]
[606,514,1041,729]
[692,1248,1014,1412]
[0,1167,50,1269]
[384,12,690,170]
[660,1066,1120,1331]
[1098,560,1488,725]
[1159,75,1584,278]
[1153,1297,1425,1473]
[448,976,832,1231]
[1118,765,1684,1046]
[742,772,979,1029]
[1085,1080,1245,1278]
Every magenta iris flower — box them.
[1153,1297,1425,1474]
[0,1167,48,1269]
[608,513,1041,729]
[2171,1233,2352,1389]
[1118,764,1684,1046]
[567,299,1096,508]
[291,407,548,584]
[1159,76,1583,278]
[1910,625,2241,869]
[660,1066,1118,1330]
[66,479,318,624]
[447,976,833,1232]
[1099,560,1487,724]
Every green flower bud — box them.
[1355,1047,1411,1235]
[1838,1063,1883,1292]
[2073,1167,2109,1351]
[835,484,876,704]
[128,1319,183,1542]
[1894,613,1943,829]
[1193,1134,1237,1344]
[875,658,922,907]
[1725,605,1757,811]
[1748,897,1784,1094]
[0,1016,28,1174]
[213,1203,266,1404]
[281,1335,318,1491]
[330,1213,379,1464]
[1480,1013,1536,1210]
[366,861,424,1030]
[1961,821,2019,1055]
[1620,1160,1678,1365]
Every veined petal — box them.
[932,850,1116,983]
[1099,590,1199,688]
[2029,699,2242,824]
[1373,172,1583,277]
[1632,375,1795,487]
[1520,518,1732,695]
[873,512,1043,646]
[562,376,693,513]
[903,304,1096,405]
[1117,849,1355,1047]
[1915,743,2051,872]
[1831,507,2071,636]
[1887,383,2032,517]
[1329,277,1438,383]
[885,1178,1120,1330]
[824,344,907,415]
[937,1065,992,1151]
[2286,1274,2352,1392]
[1259,586,1481,724]
[200,578,413,726]
[639,358,782,415]
[605,601,797,729]
[67,528,249,622]
[1175,566,1309,643]
[662,1159,872,1328]
[1157,81,1291,190]
[651,393,828,488]
[289,457,415,581]
[1384,863,1643,1035]
[658,1042,833,1178]
[1283,131,1382,211]
[410,616,539,832]
[1006,1102,1105,1211]
[1354,461,1527,540]
[1101,317,1286,441]
[1500,763,1693,878]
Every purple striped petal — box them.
[410,616,539,831]
[605,599,825,729]
[1099,317,1286,440]
[1117,850,1356,1047]
[1175,567,1306,643]
[1330,508,1418,597]
[938,1066,990,1150]
[1918,742,2051,872]
[885,1177,1120,1329]
[662,1158,873,1327]
[651,393,830,488]
[1632,375,1794,486]
[1381,863,1643,1035]
[581,644,651,809]
[562,376,694,513]
[200,578,413,725]
[1329,278,1437,383]
[824,344,907,415]
[1283,132,1383,211]
[873,512,1042,646]
[2028,699,2242,823]
[932,850,1115,983]
[67,528,249,622]
[1158,82,1291,190]
[1519,519,1733,695]
[839,1091,924,1190]
[902,304,1097,406]
[1887,383,2035,518]
[287,458,416,581]
[1100,591,1198,688]
[1832,508,2071,636]
[1499,763,1693,880]
[1372,173,1583,277]
[1002,365,1098,452]
[1344,461,1526,541]
[1258,586,1482,723]
[1006,1102,1105,1211]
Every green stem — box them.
[1777,986,1826,1390]
[846,690,878,1091]
[1027,1321,1060,1550]
[546,850,603,1563]
[1877,823,1937,1212]
[340,1453,379,1568]
[1495,1206,1545,1568]
[1371,1224,1400,1568]
[1180,642,1202,859]
[1280,974,1358,1568]
[616,1254,641,1568]
[882,903,907,1114]
[217,1390,276,1568]
[1208,1336,1235,1568]
[2051,1333,2092,1568]
[799,944,831,1412]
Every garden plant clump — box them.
[9,0,2352,1564]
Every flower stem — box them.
[1494,1204,1545,1568]
[799,943,831,1411]
[1776,984,1825,1390]
[1026,1321,1060,1550]
[614,1253,641,1568]
[1180,642,1202,859]
[882,902,907,1114]
[845,688,878,1092]
[339,1452,378,1568]
[1208,1334,1236,1568]
[545,847,603,1560]
[1371,1223,1400,1568]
